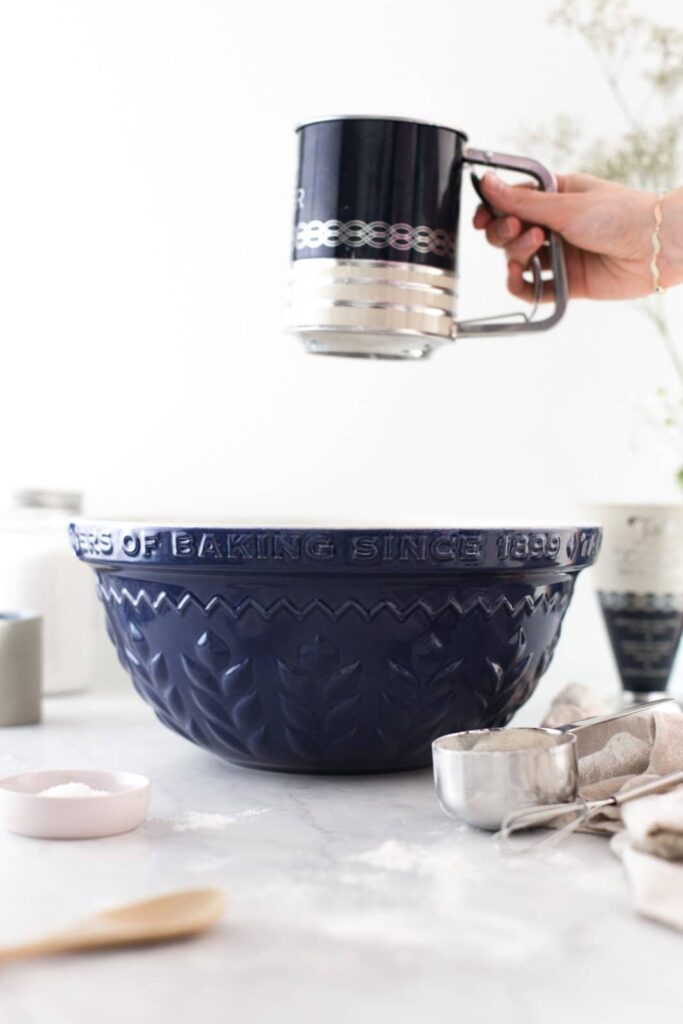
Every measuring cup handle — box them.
[458,147,568,336]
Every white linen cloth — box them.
[541,684,683,932]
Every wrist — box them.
[659,188,683,289]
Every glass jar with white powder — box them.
[0,490,96,694]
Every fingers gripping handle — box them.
[457,147,569,337]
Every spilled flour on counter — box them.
[167,812,237,832]
[155,807,271,833]
[355,840,422,872]
[352,839,478,878]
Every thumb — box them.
[482,172,568,231]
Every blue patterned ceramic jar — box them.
[589,503,683,702]
[70,522,600,773]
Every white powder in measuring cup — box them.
[38,782,111,798]
[472,731,550,752]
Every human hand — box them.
[473,172,683,302]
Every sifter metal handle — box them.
[457,147,568,337]
[469,171,544,323]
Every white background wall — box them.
[1,0,682,694]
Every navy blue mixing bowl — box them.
[70,522,600,773]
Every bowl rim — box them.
[69,520,602,575]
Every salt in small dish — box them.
[0,769,151,839]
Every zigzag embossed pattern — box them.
[97,571,576,772]
[98,583,570,623]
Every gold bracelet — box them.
[650,193,665,294]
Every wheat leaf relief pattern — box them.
[276,632,362,765]
[378,625,541,755]
[106,606,266,757]
[378,632,468,757]
[481,627,535,727]
[181,631,265,756]
[98,574,570,769]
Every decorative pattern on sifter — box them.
[287,116,568,360]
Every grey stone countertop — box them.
[0,692,679,1024]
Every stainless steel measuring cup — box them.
[432,698,680,831]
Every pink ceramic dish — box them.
[0,769,151,839]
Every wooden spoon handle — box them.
[0,936,77,963]
[0,924,123,963]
